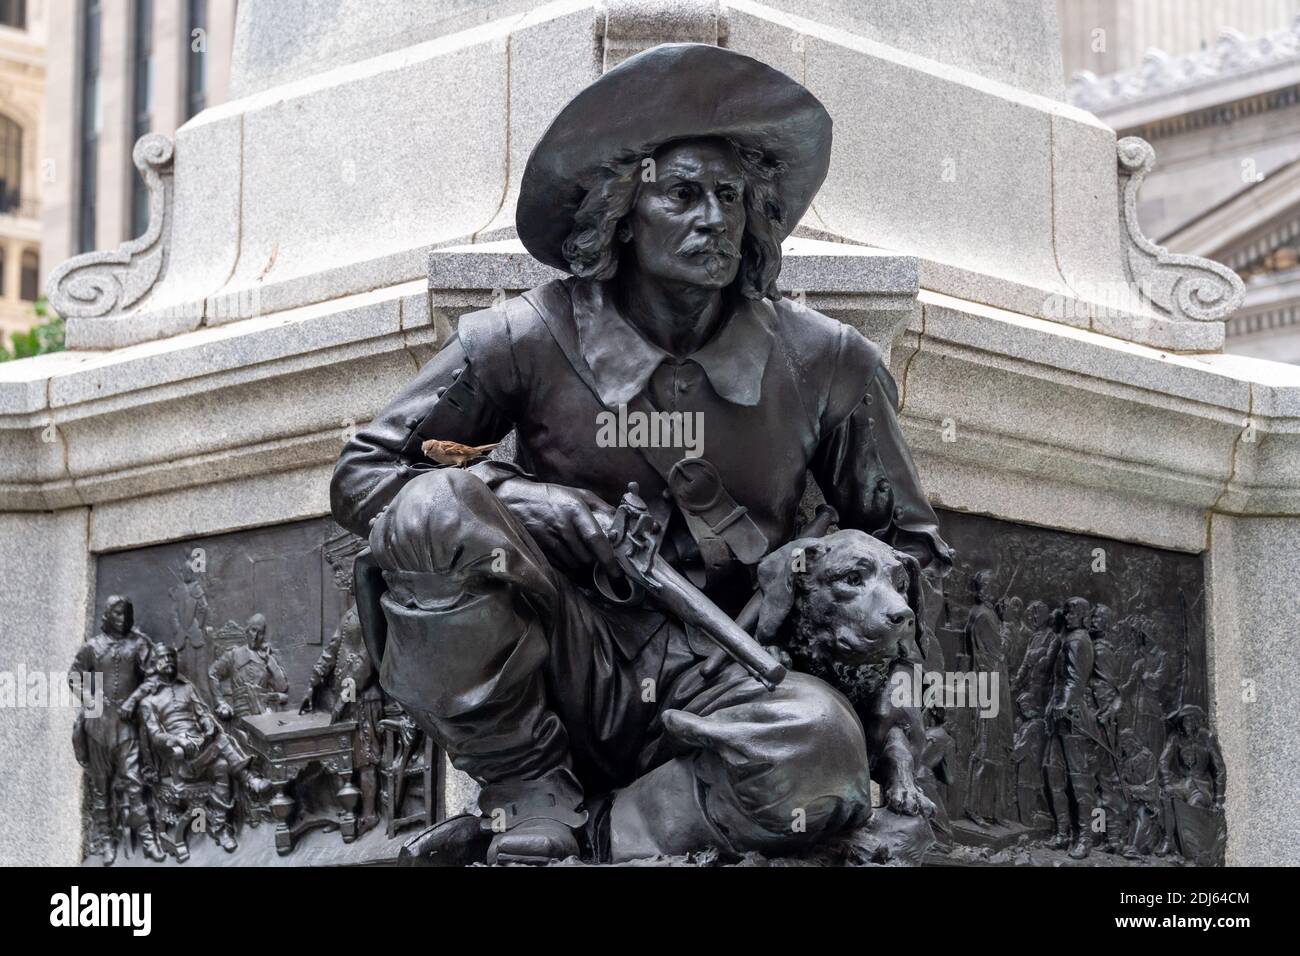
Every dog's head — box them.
[755,529,923,671]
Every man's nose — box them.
[696,194,726,232]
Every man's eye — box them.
[718,189,739,203]
[843,571,863,587]
[669,185,693,201]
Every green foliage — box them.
[0,297,65,362]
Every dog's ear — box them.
[897,550,929,665]
[899,551,925,622]
[755,538,820,644]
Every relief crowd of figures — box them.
[68,527,1228,867]
[67,535,410,865]
[938,568,1227,864]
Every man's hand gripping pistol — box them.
[592,482,787,691]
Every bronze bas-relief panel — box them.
[74,508,1225,867]
[930,509,1223,865]
[80,518,435,867]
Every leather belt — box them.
[622,391,768,568]
[666,457,768,564]
[511,287,770,569]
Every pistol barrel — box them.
[644,557,786,689]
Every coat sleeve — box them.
[309,628,341,689]
[1208,733,1227,804]
[139,697,166,746]
[208,651,232,706]
[69,644,96,708]
[330,329,514,539]
[810,325,953,574]
[268,653,290,694]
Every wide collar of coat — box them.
[569,278,774,408]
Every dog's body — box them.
[756,529,939,819]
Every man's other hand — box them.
[496,480,620,577]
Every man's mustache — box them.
[677,235,741,259]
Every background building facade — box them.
[1065,1,1300,363]
[25,2,1300,364]
[0,0,46,341]
[40,0,236,294]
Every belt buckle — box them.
[668,457,723,513]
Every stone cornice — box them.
[0,268,1295,555]
[1163,158,1300,265]
[1071,19,1300,122]
[1227,268,1300,340]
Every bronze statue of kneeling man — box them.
[332,43,952,864]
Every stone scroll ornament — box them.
[45,132,175,319]
[1116,136,1244,323]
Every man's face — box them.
[1065,602,1087,629]
[1089,606,1110,635]
[157,651,178,679]
[104,602,127,636]
[1027,604,1048,628]
[626,139,746,291]
[248,622,267,648]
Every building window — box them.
[0,115,20,214]
[0,1,26,31]
[19,248,37,301]
[78,0,103,253]
[186,0,207,119]
[130,0,154,237]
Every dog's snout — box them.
[886,607,915,628]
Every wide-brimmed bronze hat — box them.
[517,43,833,273]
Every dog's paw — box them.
[885,780,936,819]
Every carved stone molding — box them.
[45,133,175,320]
[1117,136,1245,324]
[1071,18,1300,114]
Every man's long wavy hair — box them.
[560,137,788,301]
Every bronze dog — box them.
[755,529,937,819]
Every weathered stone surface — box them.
[220,36,508,313]
[1206,513,1300,866]
[1200,352,1300,516]
[441,757,482,819]
[0,509,92,867]
[753,0,1066,99]
[49,0,1223,355]
[896,291,1249,553]
[229,0,540,98]
[602,0,724,70]
[1115,138,1244,326]
[470,2,604,241]
[88,464,334,554]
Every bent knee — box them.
[726,674,873,837]
[370,469,497,572]
[783,679,872,823]
[778,673,868,754]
